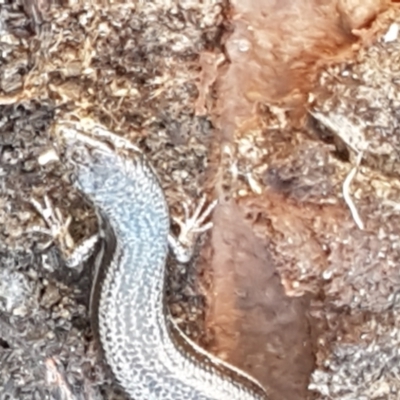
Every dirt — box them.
[1,0,400,399]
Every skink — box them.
[58,123,269,400]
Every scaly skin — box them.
[59,124,269,400]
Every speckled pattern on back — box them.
[64,131,268,400]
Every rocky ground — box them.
[1,0,400,399]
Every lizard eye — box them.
[65,170,76,185]
[75,145,97,167]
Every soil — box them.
[1,1,400,399]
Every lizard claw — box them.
[29,195,98,268]
[169,196,218,264]
[29,195,74,253]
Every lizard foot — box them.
[29,195,98,268]
[169,196,218,264]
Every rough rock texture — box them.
[207,1,400,399]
